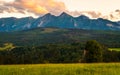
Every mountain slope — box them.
[0,17,35,32]
[0,12,120,32]
[0,28,120,47]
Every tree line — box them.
[0,40,120,64]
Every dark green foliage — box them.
[103,48,120,62]
[84,40,103,63]
[0,41,120,64]
[0,43,83,64]
[0,28,120,48]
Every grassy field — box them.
[0,63,120,75]
[109,48,120,51]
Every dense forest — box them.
[0,41,120,64]
[0,28,120,48]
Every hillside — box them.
[0,28,120,47]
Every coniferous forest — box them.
[0,40,120,64]
[0,28,120,64]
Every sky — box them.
[59,0,120,13]
[0,0,120,21]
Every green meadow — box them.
[109,48,120,51]
[0,63,120,75]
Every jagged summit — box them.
[42,13,52,17]
[59,12,72,17]
[77,15,89,19]
[0,12,120,32]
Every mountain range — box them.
[0,12,120,32]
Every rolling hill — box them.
[0,28,120,47]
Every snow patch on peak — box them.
[12,25,16,28]
[106,24,114,27]
[117,26,120,29]
[1,24,5,27]
[23,23,31,29]
[74,21,78,27]
[38,21,44,27]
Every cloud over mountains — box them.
[68,10,120,21]
[0,0,66,15]
[0,0,120,21]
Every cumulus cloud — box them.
[0,0,66,16]
[67,10,120,21]
[67,11,102,18]
[0,0,120,21]
[84,11,101,18]
[103,9,120,21]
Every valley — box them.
[0,28,120,47]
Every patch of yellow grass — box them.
[0,63,120,75]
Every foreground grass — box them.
[0,63,120,75]
[109,48,120,51]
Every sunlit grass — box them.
[109,48,120,51]
[0,63,120,75]
[41,28,59,33]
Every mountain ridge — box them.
[0,12,120,32]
